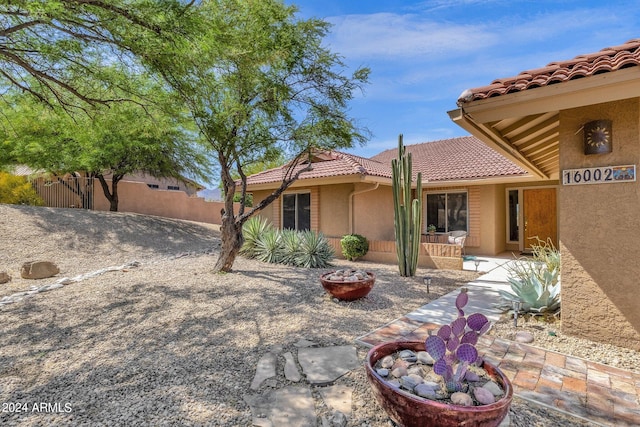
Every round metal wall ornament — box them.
[584,120,612,155]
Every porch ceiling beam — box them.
[448,108,549,179]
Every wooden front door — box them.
[523,188,557,250]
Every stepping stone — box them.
[294,338,316,348]
[271,386,316,427]
[319,385,352,418]
[297,346,359,385]
[283,352,301,382]
[250,352,277,390]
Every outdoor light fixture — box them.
[583,120,612,155]
[512,300,523,328]
[423,276,431,294]
[474,260,481,272]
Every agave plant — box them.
[280,229,302,265]
[499,265,560,315]
[254,228,283,264]
[240,216,272,258]
[295,230,334,268]
[425,288,491,393]
[500,238,561,317]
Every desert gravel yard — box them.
[0,205,631,426]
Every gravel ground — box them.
[0,205,635,426]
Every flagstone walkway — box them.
[355,257,640,427]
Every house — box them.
[448,38,640,350]
[245,136,550,270]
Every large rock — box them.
[0,271,11,284]
[20,261,60,280]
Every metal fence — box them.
[31,176,94,209]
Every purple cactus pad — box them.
[433,358,449,377]
[446,335,459,352]
[456,343,479,363]
[437,325,452,341]
[451,317,467,337]
[425,335,446,360]
[460,330,479,346]
[467,312,489,332]
[455,291,468,311]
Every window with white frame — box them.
[425,192,468,233]
[282,192,310,231]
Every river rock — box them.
[515,331,535,343]
[20,261,60,279]
[398,350,417,362]
[379,355,394,369]
[0,271,11,284]
[451,392,473,406]
[482,381,504,397]
[473,387,496,405]
[417,351,435,365]
[414,384,437,399]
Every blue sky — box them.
[287,0,640,159]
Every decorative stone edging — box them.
[0,261,141,307]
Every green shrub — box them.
[0,172,45,206]
[295,230,334,268]
[241,216,272,258]
[340,234,369,261]
[500,238,561,319]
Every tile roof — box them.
[371,136,526,181]
[245,136,527,186]
[244,151,390,186]
[458,38,640,103]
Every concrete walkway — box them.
[355,256,640,427]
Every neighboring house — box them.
[245,136,550,269]
[448,38,640,350]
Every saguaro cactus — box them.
[392,134,423,277]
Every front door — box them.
[523,188,557,250]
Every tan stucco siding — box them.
[559,98,640,350]
[353,185,395,241]
[251,190,276,225]
[319,184,352,238]
[477,185,504,255]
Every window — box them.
[167,185,180,190]
[507,190,519,242]
[282,193,310,231]
[425,192,467,233]
[147,184,159,189]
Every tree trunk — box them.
[214,208,244,272]
[96,174,120,212]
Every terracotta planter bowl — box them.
[365,341,513,427]
[319,271,375,301]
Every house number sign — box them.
[562,165,636,186]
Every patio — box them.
[356,256,640,427]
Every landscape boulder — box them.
[20,261,60,280]
[0,271,11,284]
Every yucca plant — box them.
[240,216,272,258]
[280,228,302,265]
[295,230,334,268]
[254,228,283,264]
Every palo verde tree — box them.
[0,0,196,112]
[0,79,212,211]
[153,0,370,272]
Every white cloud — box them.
[326,13,496,59]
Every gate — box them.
[32,176,94,209]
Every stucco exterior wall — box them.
[476,185,504,255]
[94,180,235,224]
[559,98,640,350]
[319,184,352,238]
[353,185,395,241]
